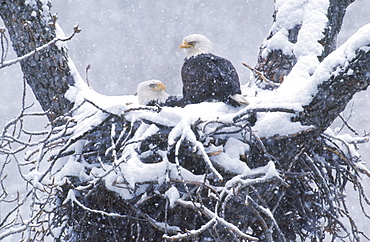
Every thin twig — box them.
[0,26,80,69]
[242,62,280,87]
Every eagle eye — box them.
[149,83,157,89]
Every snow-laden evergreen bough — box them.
[1,0,370,241]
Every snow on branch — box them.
[262,0,329,60]
[254,0,330,84]
[249,22,370,133]
[254,0,355,86]
[276,23,370,105]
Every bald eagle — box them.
[137,80,169,106]
[137,80,182,107]
[180,34,248,106]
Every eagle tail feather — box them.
[230,94,250,106]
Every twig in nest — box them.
[166,199,259,241]
[136,209,181,235]
[242,63,280,87]
[163,217,217,240]
[247,196,286,242]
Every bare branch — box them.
[0,26,80,69]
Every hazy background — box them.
[1,0,370,238]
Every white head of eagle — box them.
[179,34,247,106]
[137,80,170,106]
[180,34,213,59]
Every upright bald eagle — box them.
[180,34,248,106]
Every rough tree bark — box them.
[1,0,370,241]
[0,0,74,122]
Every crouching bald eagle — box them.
[137,80,181,106]
[137,80,169,106]
[180,34,248,106]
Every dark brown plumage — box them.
[181,53,241,106]
[180,34,244,107]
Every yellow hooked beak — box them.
[180,41,194,49]
[152,82,166,91]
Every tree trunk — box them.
[0,0,74,122]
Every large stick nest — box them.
[43,99,370,242]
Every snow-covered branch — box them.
[253,3,370,132]
[254,0,353,85]
[298,23,370,131]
